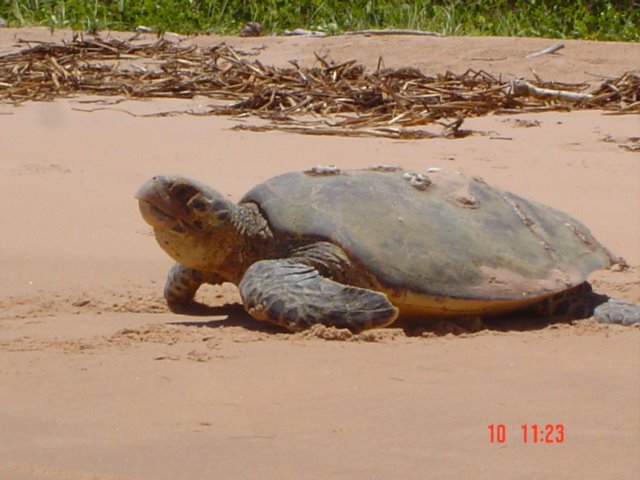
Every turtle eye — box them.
[170,183,199,203]
[190,197,208,212]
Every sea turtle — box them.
[136,166,640,331]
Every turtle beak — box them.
[136,175,192,228]
[136,176,163,200]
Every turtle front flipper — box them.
[238,259,398,331]
[164,263,226,311]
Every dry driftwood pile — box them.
[1,35,638,139]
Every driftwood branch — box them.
[283,28,442,37]
[525,43,565,59]
[344,29,442,37]
[284,29,327,37]
[511,79,593,101]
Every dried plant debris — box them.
[0,34,638,139]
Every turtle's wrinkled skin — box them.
[136,166,640,331]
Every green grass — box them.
[1,1,638,41]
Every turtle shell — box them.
[241,168,615,315]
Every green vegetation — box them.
[1,0,638,41]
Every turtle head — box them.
[136,175,237,272]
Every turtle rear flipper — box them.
[533,282,640,325]
[239,259,398,331]
[593,298,640,325]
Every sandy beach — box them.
[0,28,639,479]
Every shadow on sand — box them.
[167,302,284,334]
[165,300,579,338]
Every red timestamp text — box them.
[488,424,565,444]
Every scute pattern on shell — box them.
[241,168,615,302]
